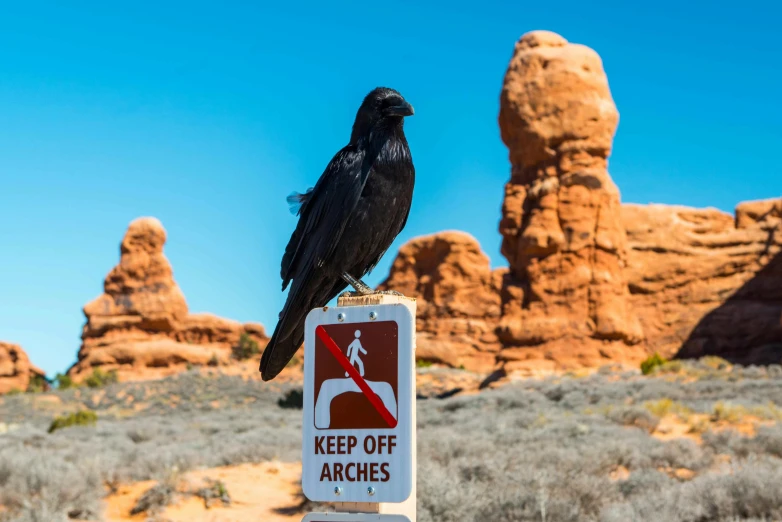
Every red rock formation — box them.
[378,232,504,372]
[625,199,782,363]
[378,30,782,375]
[68,217,268,382]
[0,342,46,394]
[496,30,645,373]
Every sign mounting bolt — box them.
[367,486,376,496]
[337,313,346,322]
[369,311,377,321]
[334,486,343,496]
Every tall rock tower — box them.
[497,31,644,371]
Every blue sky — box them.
[0,1,779,376]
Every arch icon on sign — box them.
[315,377,397,429]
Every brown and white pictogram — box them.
[313,322,399,430]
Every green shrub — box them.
[643,398,693,419]
[659,360,683,374]
[232,333,260,360]
[83,368,118,388]
[278,388,304,409]
[54,373,76,390]
[640,353,667,375]
[48,410,98,433]
[416,359,434,368]
[195,478,231,508]
[26,374,50,393]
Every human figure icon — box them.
[345,330,367,377]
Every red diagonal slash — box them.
[315,325,397,429]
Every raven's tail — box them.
[260,273,347,381]
[260,319,305,381]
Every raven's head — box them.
[351,87,414,142]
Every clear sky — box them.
[1,1,779,376]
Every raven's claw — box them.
[341,273,373,295]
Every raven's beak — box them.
[387,101,414,117]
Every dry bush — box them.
[2,362,782,521]
[415,368,782,522]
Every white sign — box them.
[302,303,414,504]
[302,514,411,522]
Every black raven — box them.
[259,87,415,381]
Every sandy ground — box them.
[105,461,305,522]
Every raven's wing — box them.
[363,171,414,276]
[280,145,368,290]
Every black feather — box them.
[260,86,415,381]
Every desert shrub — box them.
[83,368,118,388]
[703,424,782,460]
[605,406,660,433]
[26,374,50,393]
[195,478,231,508]
[700,356,731,371]
[643,398,693,419]
[278,388,303,409]
[615,469,674,498]
[48,410,98,433]
[0,451,102,522]
[53,373,75,390]
[1,374,304,493]
[131,480,177,515]
[708,400,779,423]
[601,456,782,522]
[640,353,667,375]
[4,366,782,522]
[232,333,260,360]
[416,359,434,368]
[661,360,684,373]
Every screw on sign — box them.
[302,303,414,504]
[301,514,411,522]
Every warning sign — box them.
[302,303,414,504]
[314,321,399,430]
[302,514,411,522]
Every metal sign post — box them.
[302,294,417,522]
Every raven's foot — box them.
[341,273,373,296]
[338,289,405,299]
[338,290,368,299]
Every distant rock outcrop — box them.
[0,342,45,394]
[625,199,782,364]
[496,30,645,373]
[68,217,268,382]
[381,30,781,375]
[378,232,504,372]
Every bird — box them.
[259,86,416,381]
